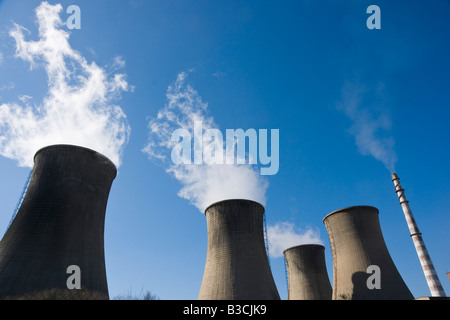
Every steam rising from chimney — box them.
[0,2,131,168]
[142,71,268,212]
[337,81,397,173]
[143,72,325,254]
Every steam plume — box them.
[337,81,397,172]
[0,2,131,168]
[142,71,268,212]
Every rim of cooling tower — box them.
[322,205,379,223]
[204,199,265,215]
[34,144,117,175]
[283,243,325,255]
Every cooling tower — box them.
[198,199,280,300]
[283,244,332,300]
[323,205,414,300]
[0,145,116,300]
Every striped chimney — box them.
[392,173,446,297]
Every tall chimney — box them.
[283,244,332,300]
[391,173,446,297]
[0,145,116,299]
[323,205,414,300]
[198,199,280,300]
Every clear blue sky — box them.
[0,0,449,299]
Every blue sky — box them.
[0,0,449,299]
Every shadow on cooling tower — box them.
[198,199,280,300]
[323,205,414,300]
[0,145,116,300]
[283,244,332,300]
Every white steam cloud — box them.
[337,81,397,173]
[0,2,131,168]
[266,222,323,258]
[143,72,323,257]
[143,71,269,213]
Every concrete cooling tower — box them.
[198,199,280,300]
[323,205,414,300]
[0,145,116,300]
[283,244,332,300]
